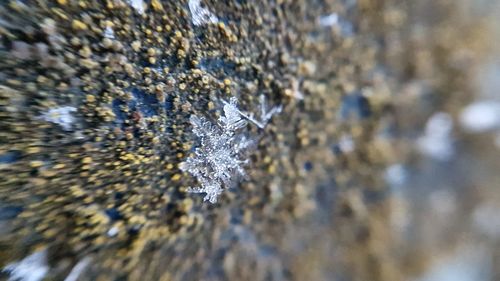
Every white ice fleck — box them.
[107,226,119,237]
[188,0,218,26]
[257,94,282,127]
[385,164,407,187]
[3,249,49,281]
[40,106,77,131]
[338,134,355,153]
[128,0,144,14]
[319,13,339,27]
[64,257,92,281]
[417,112,454,161]
[318,13,354,36]
[290,79,304,100]
[459,101,500,133]
[103,26,114,39]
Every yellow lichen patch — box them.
[53,163,66,169]
[86,94,96,103]
[179,198,193,212]
[29,160,44,168]
[27,146,41,154]
[131,40,141,52]
[72,19,88,31]
[69,185,86,197]
[82,156,93,164]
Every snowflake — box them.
[181,96,281,203]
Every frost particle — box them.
[188,0,219,26]
[417,112,454,161]
[103,26,114,39]
[128,0,144,14]
[319,13,339,27]
[64,257,92,281]
[459,101,500,133]
[40,106,77,131]
[3,249,49,281]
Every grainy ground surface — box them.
[0,0,499,280]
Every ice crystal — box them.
[181,96,281,203]
[188,0,219,26]
[319,13,339,27]
[103,26,114,39]
[40,106,77,131]
[128,0,144,14]
[64,257,92,281]
[3,249,49,281]
[222,95,282,129]
[417,112,454,161]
